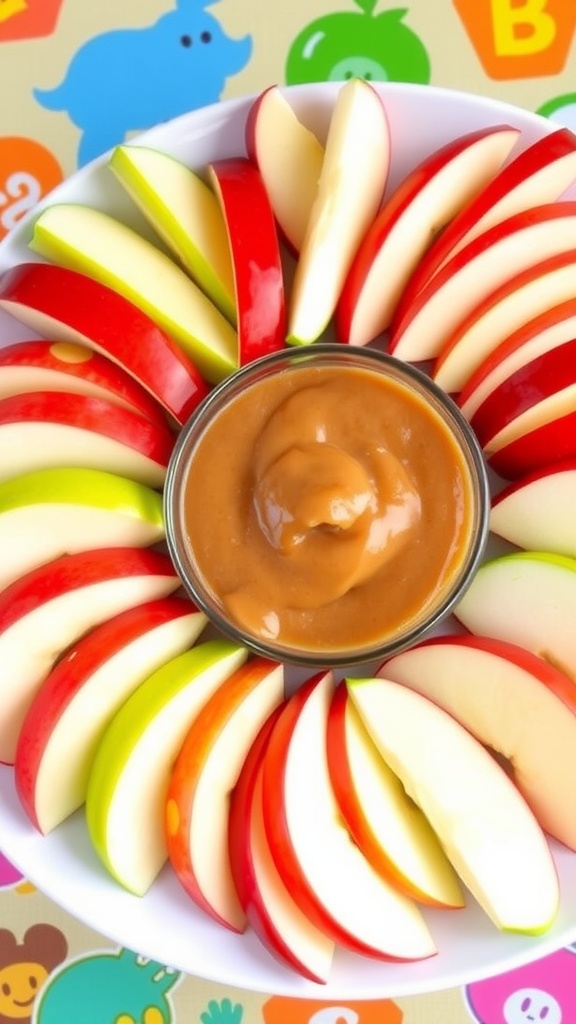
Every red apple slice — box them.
[14,596,206,834]
[380,635,576,851]
[471,339,576,452]
[335,124,519,345]
[0,390,175,487]
[0,339,168,424]
[393,127,576,325]
[433,250,576,395]
[326,681,464,908]
[458,297,576,420]
[165,657,284,932]
[389,203,576,362]
[0,547,179,765]
[488,409,576,480]
[0,263,209,424]
[208,158,286,365]
[261,671,436,962]
[228,705,335,985]
[490,461,576,555]
[287,78,390,345]
[245,85,325,255]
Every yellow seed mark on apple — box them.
[165,797,180,835]
[50,341,93,364]
[0,0,27,24]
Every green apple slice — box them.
[29,204,238,383]
[86,639,248,896]
[0,467,164,590]
[109,145,236,325]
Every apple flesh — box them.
[335,124,519,345]
[347,676,559,934]
[29,204,238,384]
[14,596,206,834]
[0,390,174,487]
[0,466,165,590]
[394,126,576,323]
[379,635,576,851]
[487,408,576,480]
[490,461,576,555]
[458,296,576,421]
[287,78,390,346]
[261,671,436,962]
[245,85,325,255]
[228,705,335,985]
[0,263,210,425]
[455,551,576,681]
[85,640,248,896]
[109,144,236,324]
[326,680,464,908]
[389,203,576,362]
[433,250,576,395]
[165,657,284,932]
[0,547,179,765]
[208,158,286,365]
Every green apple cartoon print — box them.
[285,0,430,85]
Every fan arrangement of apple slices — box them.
[1,77,576,985]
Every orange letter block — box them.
[452,0,576,78]
[0,0,64,41]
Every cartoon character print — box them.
[537,93,576,134]
[286,0,430,87]
[33,948,180,1024]
[199,1000,244,1024]
[0,854,24,891]
[0,924,67,1024]
[33,0,252,167]
[262,995,403,1024]
[465,947,576,1024]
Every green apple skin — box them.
[109,145,237,326]
[85,640,248,895]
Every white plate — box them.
[0,81,575,999]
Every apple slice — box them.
[86,640,248,896]
[335,124,520,345]
[487,409,576,480]
[433,251,576,395]
[0,339,169,425]
[261,671,436,962]
[347,676,559,934]
[471,339,576,453]
[455,551,576,681]
[245,85,325,255]
[0,263,210,424]
[393,127,576,324]
[0,467,165,590]
[208,158,286,365]
[287,78,390,346]
[0,390,174,487]
[490,461,576,555]
[29,204,238,383]
[0,547,179,765]
[109,144,236,323]
[165,657,284,931]
[379,635,576,851]
[228,705,335,985]
[14,596,206,834]
[389,203,576,362]
[326,680,464,908]
[458,296,576,420]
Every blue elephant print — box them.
[33,0,252,166]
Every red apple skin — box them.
[165,656,283,932]
[470,339,576,449]
[488,411,576,480]
[0,262,210,425]
[0,390,175,471]
[491,458,576,515]
[334,125,519,344]
[458,295,576,418]
[209,158,286,366]
[392,127,576,329]
[389,202,576,357]
[0,339,168,425]
[14,595,202,832]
